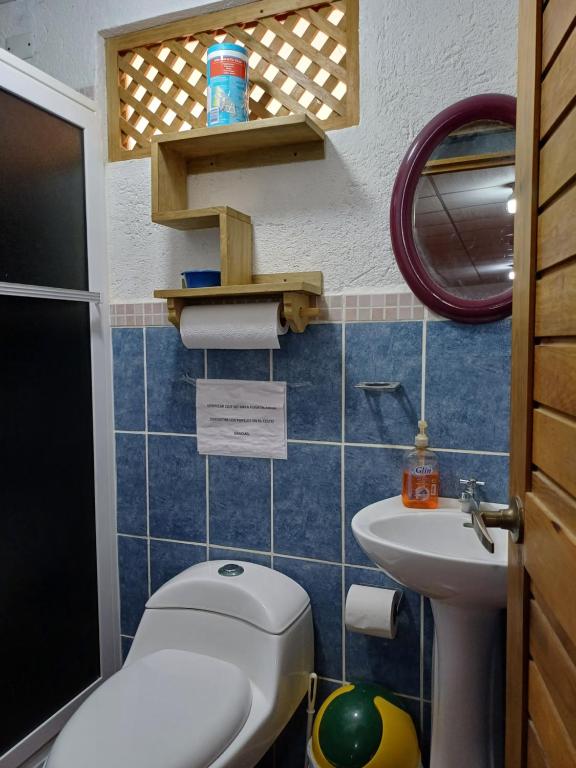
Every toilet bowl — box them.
[46,560,314,768]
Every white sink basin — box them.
[351,495,509,768]
[351,495,508,608]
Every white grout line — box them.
[142,328,151,599]
[269,350,275,570]
[268,349,278,768]
[344,441,415,450]
[115,429,146,435]
[148,430,198,438]
[117,431,508,457]
[270,459,275,570]
[147,535,207,547]
[433,447,509,457]
[288,437,342,446]
[204,350,210,559]
[421,315,427,420]
[118,533,383,571]
[205,456,210,558]
[340,317,347,683]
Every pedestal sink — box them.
[351,496,508,768]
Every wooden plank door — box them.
[507,1,576,766]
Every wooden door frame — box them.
[506,1,542,765]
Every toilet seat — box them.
[47,649,253,768]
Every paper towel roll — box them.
[179,302,288,350]
[345,584,402,639]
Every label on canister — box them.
[206,43,249,127]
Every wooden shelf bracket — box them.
[156,271,323,334]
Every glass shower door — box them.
[0,51,118,768]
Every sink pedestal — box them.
[350,496,508,768]
[430,602,505,768]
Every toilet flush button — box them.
[218,563,245,577]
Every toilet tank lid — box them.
[146,560,310,634]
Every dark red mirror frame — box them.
[390,93,517,323]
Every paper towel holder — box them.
[154,271,323,334]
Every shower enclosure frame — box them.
[0,49,120,768]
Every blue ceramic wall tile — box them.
[149,539,206,593]
[274,557,342,680]
[426,320,511,452]
[207,349,270,381]
[274,678,339,768]
[116,433,147,536]
[112,328,145,431]
[274,323,341,441]
[209,456,271,551]
[146,327,204,434]
[118,535,148,636]
[345,323,422,445]
[121,635,133,662]
[209,547,271,567]
[344,447,405,566]
[437,451,509,503]
[274,443,341,562]
[345,566,421,698]
[148,435,206,542]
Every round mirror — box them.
[391,94,516,322]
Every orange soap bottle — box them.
[402,420,439,509]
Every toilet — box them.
[46,560,313,768]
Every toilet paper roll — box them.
[179,302,288,350]
[345,584,402,639]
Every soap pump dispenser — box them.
[402,420,439,509]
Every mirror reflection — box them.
[413,120,515,300]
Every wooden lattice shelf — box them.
[106,0,358,161]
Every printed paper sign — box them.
[196,379,287,459]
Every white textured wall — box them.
[0,0,518,301]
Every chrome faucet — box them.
[460,478,495,553]
[459,478,485,514]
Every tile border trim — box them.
[110,291,438,327]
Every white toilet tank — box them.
[47,561,314,768]
[127,560,314,716]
